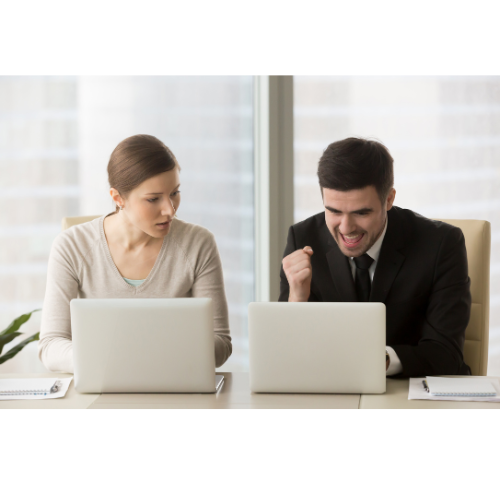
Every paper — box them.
[426,376,496,396]
[0,377,73,401]
[408,377,500,402]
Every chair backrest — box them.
[433,219,491,375]
[61,215,102,231]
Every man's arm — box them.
[391,226,471,377]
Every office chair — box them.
[61,215,101,231]
[434,219,491,376]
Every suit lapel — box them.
[370,208,408,303]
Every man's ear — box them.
[386,188,396,211]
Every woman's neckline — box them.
[99,212,172,290]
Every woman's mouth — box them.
[340,233,364,248]
[156,220,171,230]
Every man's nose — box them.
[339,215,356,235]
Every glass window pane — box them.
[294,75,500,375]
[0,76,253,373]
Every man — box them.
[279,137,471,377]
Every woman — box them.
[39,134,232,372]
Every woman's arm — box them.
[39,232,80,373]
[190,232,232,368]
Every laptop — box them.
[249,302,386,394]
[71,298,223,393]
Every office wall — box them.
[294,75,500,375]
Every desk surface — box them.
[2,373,500,409]
[360,377,500,409]
[88,372,360,409]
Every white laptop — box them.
[71,298,223,393]
[249,302,386,394]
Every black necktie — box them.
[353,254,374,302]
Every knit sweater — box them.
[39,214,232,372]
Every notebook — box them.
[426,377,497,397]
[0,378,72,400]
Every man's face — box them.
[323,185,396,258]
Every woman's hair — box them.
[107,134,179,211]
[317,137,394,204]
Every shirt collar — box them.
[366,217,388,263]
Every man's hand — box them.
[282,246,314,302]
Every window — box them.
[0,76,254,373]
[294,75,500,375]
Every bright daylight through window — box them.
[294,76,500,375]
[0,76,254,373]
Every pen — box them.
[422,379,429,393]
[50,380,62,394]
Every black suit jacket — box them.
[279,206,472,377]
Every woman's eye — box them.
[170,190,181,197]
[147,198,159,203]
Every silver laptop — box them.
[249,302,386,394]
[71,298,222,393]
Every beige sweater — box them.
[39,214,232,373]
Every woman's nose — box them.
[161,198,176,217]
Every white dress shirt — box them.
[347,218,403,376]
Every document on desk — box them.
[408,377,500,402]
[0,377,73,401]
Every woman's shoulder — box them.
[169,218,218,256]
[51,215,103,259]
[170,218,215,243]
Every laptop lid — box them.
[249,302,386,394]
[71,298,216,393]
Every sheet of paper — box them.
[408,377,500,402]
[426,376,496,396]
[0,377,73,401]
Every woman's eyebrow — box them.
[144,184,181,195]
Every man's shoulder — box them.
[389,207,458,234]
[390,206,464,246]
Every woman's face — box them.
[112,167,181,238]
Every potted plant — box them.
[0,309,40,364]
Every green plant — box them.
[0,309,41,364]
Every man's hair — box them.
[317,137,394,203]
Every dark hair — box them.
[317,137,394,203]
[107,134,178,211]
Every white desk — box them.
[3,373,500,409]
[88,372,360,409]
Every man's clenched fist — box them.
[282,246,314,302]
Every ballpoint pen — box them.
[50,380,63,394]
[422,379,429,393]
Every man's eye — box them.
[147,198,159,203]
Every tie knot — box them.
[353,254,374,270]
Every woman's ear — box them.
[110,187,124,209]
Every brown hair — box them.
[107,134,178,211]
[317,137,394,204]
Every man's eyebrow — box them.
[325,206,374,214]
